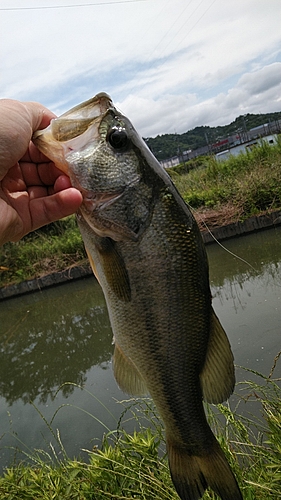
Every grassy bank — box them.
[1,137,281,288]
[170,136,281,228]
[0,216,87,288]
[0,365,280,499]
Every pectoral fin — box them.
[86,239,131,302]
[113,342,147,396]
[85,247,101,285]
[200,309,235,404]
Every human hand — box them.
[0,99,82,246]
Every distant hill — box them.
[144,111,281,160]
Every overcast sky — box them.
[1,0,281,137]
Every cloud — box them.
[238,63,281,96]
[118,92,198,137]
[117,62,281,136]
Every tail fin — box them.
[167,436,242,500]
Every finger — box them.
[20,160,66,188]
[20,161,43,187]
[37,162,68,186]
[21,142,54,164]
[28,176,73,199]
[28,186,48,200]
[24,101,56,132]
[1,164,25,192]
[0,101,55,168]
[29,188,82,230]
[53,175,73,192]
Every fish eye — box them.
[107,127,129,151]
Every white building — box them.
[215,134,278,162]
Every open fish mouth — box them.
[33,93,113,175]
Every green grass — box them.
[0,364,281,499]
[170,137,281,217]
[0,216,87,287]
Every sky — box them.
[1,0,281,138]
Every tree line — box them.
[144,111,281,160]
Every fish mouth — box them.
[56,92,112,124]
[32,92,113,175]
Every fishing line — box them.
[189,205,258,272]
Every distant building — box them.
[159,119,281,168]
[215,134,278,162]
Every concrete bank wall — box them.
[201,210,281,245]
[1,210,281,301]
[0,264,92,301]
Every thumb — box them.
[0,99,55,178]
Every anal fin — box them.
[200,308,235,404]
[113,342,147,396]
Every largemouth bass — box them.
[33,93,242,500]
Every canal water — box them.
[0,226,280,471]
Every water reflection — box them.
[208,227,281,288]
[0,278,113,405]
[207,227,281,379]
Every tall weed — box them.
[172,138,281,216]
